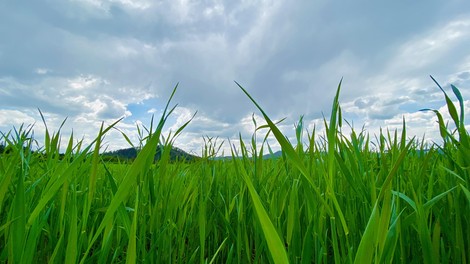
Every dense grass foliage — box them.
[0,81,469,263]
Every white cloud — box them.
[386,18,470,75]
[113,0,151,10]
[0,110,36,129]
[68,75,106,90]
[70,0,152,15]
[1,1,470,155]
[35,68,51,75]
[203,2,224,18]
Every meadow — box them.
[0,78,469,263]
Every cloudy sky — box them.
[1,0,470,156]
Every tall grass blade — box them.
[79,84,179,264]
[65,187,78,264]
[126,188,139,264]
[9,169,26,263]
[235,81,336,223]
[230,145,289,264]
[430,75,460,130]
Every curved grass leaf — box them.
[230,145,289,264]
[235,81,338,227]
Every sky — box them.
[1,0,470,156]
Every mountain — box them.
[212,150,283,160]
[102,145,199,162]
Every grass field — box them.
[0,79,469,263]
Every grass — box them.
[0,78,469,263]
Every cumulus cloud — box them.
[1,0,469,155]
[0,110,36,129]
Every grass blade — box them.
[231,145,289,264]
[126,188,139,264]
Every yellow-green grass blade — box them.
[420,109,450,141]
[38,108,51,154]
[80,120,160,263]
[240,80,350,235]
[327,78,342,187]
[300,223,314,264]
[431,220,441,263]
[451,84,465,128]
[8,170,26,263]
[103,162,131,236]
[353,201,379,264]
[416,201,437,264]
[286,179,299,246]
[0,158,14,212]
[330,217,341,264]
[99,223,115,263]
[65,188,78,264]
[334,149,365,196]
[65,131,75,155]
[5,134,33,263]
[235,81,336,221]
[376,179,393,258]
[27,144,92,226]
[392,191,417,212]
[461,184,470,205]
[430,75,460,132]
[49,233,64,263]
[377,140,413,201]
[126,187,139,264]
[88,122,105,207]
[59,154,71,233]
[116,127,136,149]
[83,118,123,228]
[295,115,304,153]
[199,186,207,264]
[23,207,53,263]
[453,198,467,263]
[80,85,179,263]
[378,208,403,263]
[209,237,228,264]
[354,139,413,263]
[230,146,289,264]
[423,186,457,212]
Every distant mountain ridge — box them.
[103,145,199,162]
[103,146,283,162]
[213,150,283,160]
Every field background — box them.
[0,83,469,263]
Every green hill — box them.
[102,145,199,162]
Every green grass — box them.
[0,79,468,263]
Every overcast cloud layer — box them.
[1,0,470,156]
